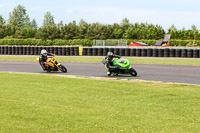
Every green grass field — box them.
[0,56,200,65]
[0,72,200,132]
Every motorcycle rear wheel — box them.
[59,65,67,73]
[129,68,137,76]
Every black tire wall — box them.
[81,47,200,58]
[0,46,79,56]
[1,46,200,58]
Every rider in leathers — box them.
[39,49,55,71]
[104,52,121,74]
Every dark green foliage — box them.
[0,39,93,46]
[0,39,200,47]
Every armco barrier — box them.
[1,46,200,58]
[0,46,79,56]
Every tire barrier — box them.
[92,48,98,56]
[57,47,62,56]
[170,49,175,57]
[193,49,199,58]
[103,47,109,56]
[98,48,103,56]
[147,48,153,57]
[1,46,200,58]
[158,48,164,57]
[81,47,200,58]
[120,48,125,56]
[181,49,187,58]
[15,47,19,55]
[136,48,141,57]
[74,47,79,56]
[125,48,130,56]
[66,47,70,56]
[109,48,114,53]
[11,46,15,55]
[87,48,92,56]
[7,46,11,54]
[130,48,136,56]
[0,46,79,56]
[175,49,181,57]
[82,47,87,56]
[141,48,147,57]
[187,49,193,58]
[114,48,119,55]
[152,48,158,57]
[164,48,169,57]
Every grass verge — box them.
[0,56,200,65]
[0,72,200,132]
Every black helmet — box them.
[107,52,113,59]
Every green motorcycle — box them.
[102,58,137,77]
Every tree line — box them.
[0,5,200,41]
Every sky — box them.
[1,0,200,31]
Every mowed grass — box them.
[0,56,200,65]
[0,72,200,132]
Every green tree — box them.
[0,15,6,38]
[0,15,5,25]
[114,28,123,39]
[42,11,55,26]
[57,21,64,39]
[78,19,88,39]
[87,23,102,39]
[63,21,80,39]
[120,18,130,32]
[191,25,199,40]
[124,27,136,39]
[8,5,31,37]
[37,11,58,40]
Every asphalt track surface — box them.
[0,61,200,85]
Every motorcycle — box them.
[102,57,137,77]
[36,56,67,73]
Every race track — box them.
[0,61,200,85]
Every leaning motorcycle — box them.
[36,56,67,73]
[102,57,137,77]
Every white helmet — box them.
[41,49,47,56]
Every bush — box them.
[0,39,93,46]
[0,39,200,47]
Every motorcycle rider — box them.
[39,49,55,71]
[104,52,121,74]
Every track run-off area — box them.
[0,60,200,85]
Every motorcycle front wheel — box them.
[59,65,67,73]
[129,68,137,76]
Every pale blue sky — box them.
[1,0,200,30]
